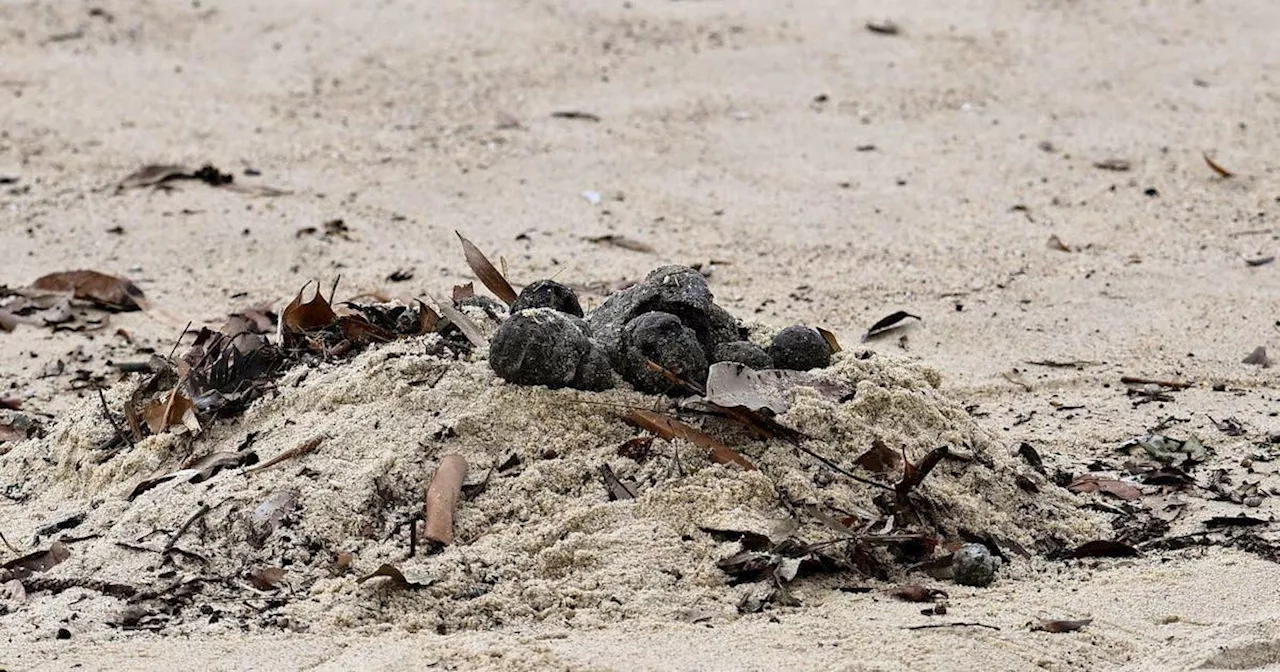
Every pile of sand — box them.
[0,331,1101,641]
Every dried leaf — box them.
[336,314,395,345]
[2,541,70,580]
[1203,152,1235,178]
[456,232,517,305]
[245,437,321,474]
[1066,540,1138,559]
[1093,158,1131,172]
[1204,515,1269,528]
[128,449,257,499]
[452,282,476,302]
[1032,618,1092,633]
[31,270,146,311]
[865,20,900,35]
[356,564,432,589]
[550,110,601,122]
[890,585,947,603]
[281,284,337,333]
[854,439,901,474]
[117,164,190,189]
[1046,234,1074,252]
[251,489,299,535]
[248,566,286,591]
[432,297,486,348]
[415,300,441,335]
[627,409,755,470]
[1243,346,1272,368]
[1245,256,1274,267]
[862,311,921,342]
[704,362,854,414]
[142,388,200,435]
[598,464,639,501]
[816,327,842,353]
[585,235,655,253]
[1067,474,1142,501]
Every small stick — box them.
[424,454,467,548]
[1120,376,1192,390]
[905,622,1000,631]
[244,436,323,474]
[97,388,134,449]
[162,504,210,556]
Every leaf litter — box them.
[0,240,1126,639]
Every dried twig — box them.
[1203,152,1235,178]
[244,436,323,474]
[905,621,1000,631]
[424,454,467,548]
[896,446,951,506]
[162,502,213,556]
[97,388,134,450]
[1120,376,1191,390]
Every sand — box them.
[5,0,1280,669]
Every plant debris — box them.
[356,564,433,590]
[862,311,921,342]
[865,19,900,35]
[584,234,655,253]
[2,541,70,580]
[1032,618,1092,633]
[890,585,946,602]
[1243,347,1272,368]
[1067,474,1142,501]
[627,409,755,471]
[30,270,147,311]
[703,362,852,414]
[1066,540,1139,559]
[1093,158,1131,172]
[550,111,601,122]
[424,454,467,548]
[1203,152,1235,178]
[117,163,288,195]
[457,232,517,306]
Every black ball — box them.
[511,280,583,317]
[769,326,832,371]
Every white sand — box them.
[5,0,1280,669]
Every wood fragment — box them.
[905,622,1000,631]
[424,454,468,547]
[97,388,134,450]
[244,436,323,474]
[895,446,950,505]
[598,464,639,500]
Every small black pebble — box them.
[56,628,71,639]
[712,341,773,370]
[769,326,832,371]
[511,279,583,317]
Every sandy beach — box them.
[4,0,1280,669]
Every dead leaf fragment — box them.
[2,541,70,580]
[890,585,947,603]
[456,232,517,305]
[1046,234,1074,252]
[1203,152,1235,178]
[816,327,842,353]
[1032,618,1092,633]
[142,387,200,435]
[865,19,900,35]
[627,409,755,470]
[1093,158,1131,172]
[1243,346,1272,368]
[281,284,338,333]
[854,439,901,475]
[1067,474,1142,501]
[585,235,655,253]
[248,566,286,591]
[1066,540,1138,559]
[356,564,432,589]
[704,362,853,414]
[862,311,921,342]
[31,270,146,311]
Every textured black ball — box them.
[620,311,709,394]
[489,308,589,388]
[712,340,773,370]
[769,326,831,371]
[511,280,583,317]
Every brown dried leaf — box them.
[142,388,200,435]
[585,234,655,254]
[31,270,147,311]
[890,585,947,603]
[433,296,486,347]
[281,284,337,333]
[355,563,432,590]
[456,232,517,305]
[248,566,286,591]
[1067,474,1142,501]
[854,439,901,474]
[336,315,395,345]
[415,300,441,334]
[862,311,921,342]
[2,541,70,580]
[816,327,842,353]
[626,409,755,470]
[1046,234,1074,252]
[117,164,189,189]
[1032,618,1092,633]
[1093,158,1131,172]
[452,282,476,302]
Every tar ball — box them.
[769,326,832,371]
[951,543,999,587]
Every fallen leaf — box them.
[1046,234,1074,252]
[248,566,286,591]
[550,110,601,122]
[598,464,639,501]
[356,564,433,589]
[456,232,517,305]
[704,362,853,414]
[1245,256,1275,267]
[31,270,146,311]
[142,388,200,434]
[281,284,337,333]
[1203,152,1235,178]
[585,235,655,253]
[1032,618,1092,633]
[1067,474,1142,501]
[1125,434,1208,466]
[865,19,900,35]
[1243,346,1272,368]
[452,282,476,302]
[117,164,190,189]
[1093,158,1131,172]
[432,296,486,348]
[1016,442,1046,474]
[2,541,70,580]
[854,439,901,474]
[862,311,921,342]
[816,327,842,353]
[890,585,947,603]
[627,409,755,470]
[1204,515,1269,528]
[1066,540,1138,559]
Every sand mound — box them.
[0,334,1101,639]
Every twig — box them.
[1120,376,1192,390]
[896,446,951,505]
[905,622,1000,631]
[244,436,323,474]
[97,388,134,449]
[1024,359,1103,368]
[0,529,18,554]
[424,454,467,548]
[167,321,193,360]
[162,504,210,556]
